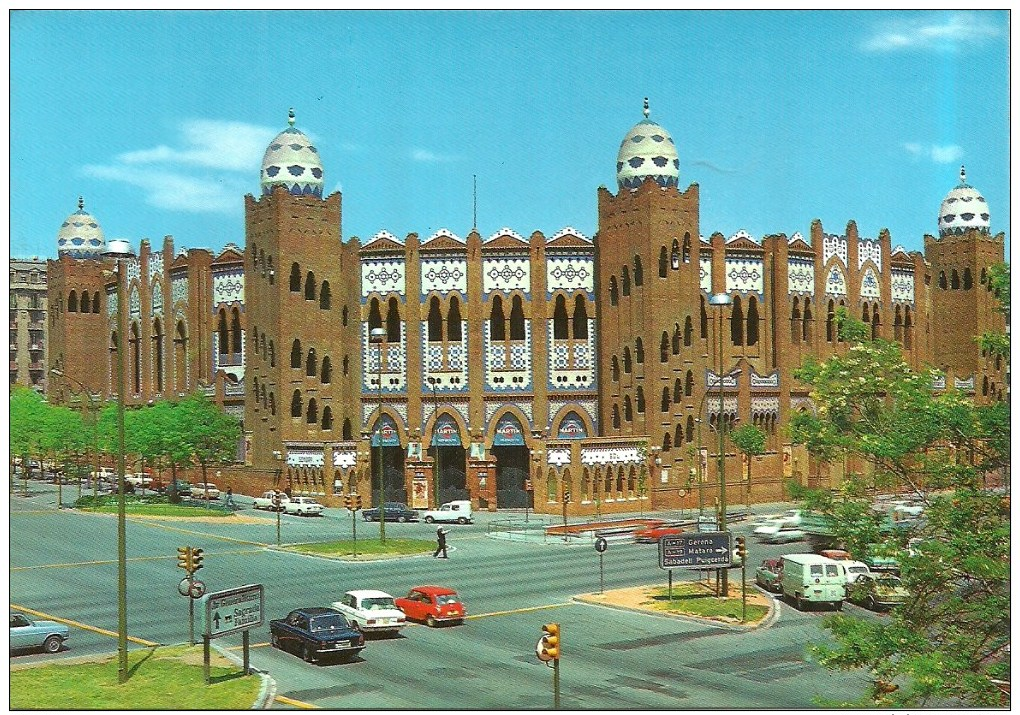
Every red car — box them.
[394,586,466,627]
[634,525,685,544]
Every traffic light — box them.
[538,623,560,661]
[177,546,192,572]
[190,547,204,573]
[735,535,746,560]
[343,494,353,511]
[353,493,363,511]
[562,489,571,504]
[524,479,533,492]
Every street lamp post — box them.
[50,367,100,506]
[369,327,386,544]
[103,238,135,684]
[708,292,733,596]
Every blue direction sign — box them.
[659,532,731,569]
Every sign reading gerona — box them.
[659,532,731,569]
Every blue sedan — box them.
[10,612,69,654]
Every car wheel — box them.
[457,517,467,525]
[835,600,844,612]
[795,592,803,610]
[867,595,877,611]
[426,615,437,628]
[42,635,62,654]
[424,516,434,524]
[303,644,316,663]
[398,515,408,523]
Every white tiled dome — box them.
[938,166,990,237]
[616,98,679,191]
[57,197,106,258]
[260,109,324,197]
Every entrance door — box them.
[492,413,530,509]
[371,416,407,505]
[432,414,468,504]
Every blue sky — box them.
[9,10,1010,259]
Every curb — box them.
[571,585,779,632]
[211,642,276,710]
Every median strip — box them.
[9,603,159,647]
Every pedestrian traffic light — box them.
[524,479,533,492]
[537,623,560,661]
[177,546,192,572]
[344,494,353,511]
[353,493,363,511]
[735,535,746,560]
[190,547,204,573]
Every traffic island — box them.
[281,538,436,560]
[574,582,774,628]
[9,644,263,710]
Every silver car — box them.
[10,612,69,654]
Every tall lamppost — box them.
[50,367,100,505]
[708,292,733,596]
[427,375,441,509]
[104,238,135,684]
[369,327,386,544]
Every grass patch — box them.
[10,645,261,710]
[82,503,235,518]
[646,582,770,623]
[287,538,435,558]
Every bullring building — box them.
[46,104,1007,514]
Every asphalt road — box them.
[10,485,874,709]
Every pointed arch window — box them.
[612,404,620,429]
[174,321,187,390]
[319,280,331,309]
[447,296,463,341]
[872,304,880,340]
[152,318,164,392]
[661,387,671,412]
[490,295,506,341]
[218,309,229,355]
[938,271,947,289]
[731,296,744,346]
[963,267,973,290]
[623,347,632,373]
[386,297,401,342]
[269,392,276,415]
[837,299,847,342]
[686,416,695,443]
[342,419,353,440]
[368,298,382,331]
[609,276,618,306]
[746,296,759,346]
[826,300,836,343]
[700,295,708,338]
[671,239,681,269]
[672,323,681,354]
[633,255,643,286]
[321,406,333,431]
[904,307,913,349]
[685,369,694,397]
[635,337,644,364]
[80,292,91,312]
[636,386,645,413]
[659,246,668,277]
[321,355,332,384]
[342,305,349,327]
[291,339,302,368]
[343,355,349,376]
[951,269,960,289]
[663,433,672,452]
[673,378,682,403]
[682,233,691,263]
[306,397,318,425]
[684,316,693,347]
[93,291,101,312]
[791,297,801,343]
[621,266,631,296]
[306,347,317,377]
[509,296,525,340]
[981,267,987,284]
[611,356,620,381]
[572,296,588,338]
[290,263,301,292]
[304,271,316,300]
[230,308,242,354]
[623,395,633,422]
[660,331,669,362]
[803,298,813,343]
[675,423,684,449]
[553,295,569,339]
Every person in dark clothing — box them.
[433,527,449,558]
[225,486,236,510]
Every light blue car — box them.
[10,612,69,654]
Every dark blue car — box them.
[269,608,365,663]
[362,502,419,523]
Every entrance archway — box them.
[491,413,530,508]
[431,413,467,504]
[370,415,406,504]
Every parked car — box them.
[864,546,900,573]
[395,586,466,627]
[820,549,852,561]
[759,524,806,544]
[780,553,847,610]
[839,560,872,585]
[285,496,324,516]
[269,607,365,663]
[754,558,784,593]
[331,590,407,635]
[634,525,684,544]
[161,480,193,497]
[191,482,221,500]
[362,502,419,523]
[125,473,154,488]
[253,490,289,511]
[846,574,910,610]
[10,612,69,654]
[422,500,473,525]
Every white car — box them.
[422,500,473,525]
[752,509,803,529]
[253,490,289,511]
[840,560,872,585]
[285,496,323,516]
[331,590,406,635]
[125,474,154,488]
[192,483,221,499]
[758,524,806,544]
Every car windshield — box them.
[848,566,869,574]
[310,614,350,631]
[875,577,901,588]
[435,594,459,605]
[362,597,396,610]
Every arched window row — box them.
[939,267,977,291]
[551,294,590,341]
[892,305,914,349]
[368,297,403,342]
[216,307,243,361]
[729,296,760,347]
[67,289,101,314]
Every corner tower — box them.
[924,166,1006,399]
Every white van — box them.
[422,500,473,525]
[781,553,847,610]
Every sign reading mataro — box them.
[659,532,731,569]
[203,584,264,638]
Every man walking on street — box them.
[225,486,237,510]
[433,526,449,558]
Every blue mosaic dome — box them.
[616,98,679,191]
[57,197,106,259]
[938,166,990,237]
[260,109,324,197]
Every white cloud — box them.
[83,163,242,213]
[901,142,963,164]
[118,119,278,172]
[862,12,1004,52]
[411,148,459,163]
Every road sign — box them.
[202,584,264,639]
[594,537,608,553]
[659,532,731,569]
[189,580,207,599]
[178,577,192,597]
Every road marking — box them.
[224,642,271,650]
[9,603,159,647]
[10,549,262,571]
[465,602,573,620]
[274,695,320,709]
[129,519,269,546]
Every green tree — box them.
[176,394,241,503]
[790,312,1009,707]
[978,262,1009,361]
[10,387,48,493]
[729,424,766,508]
